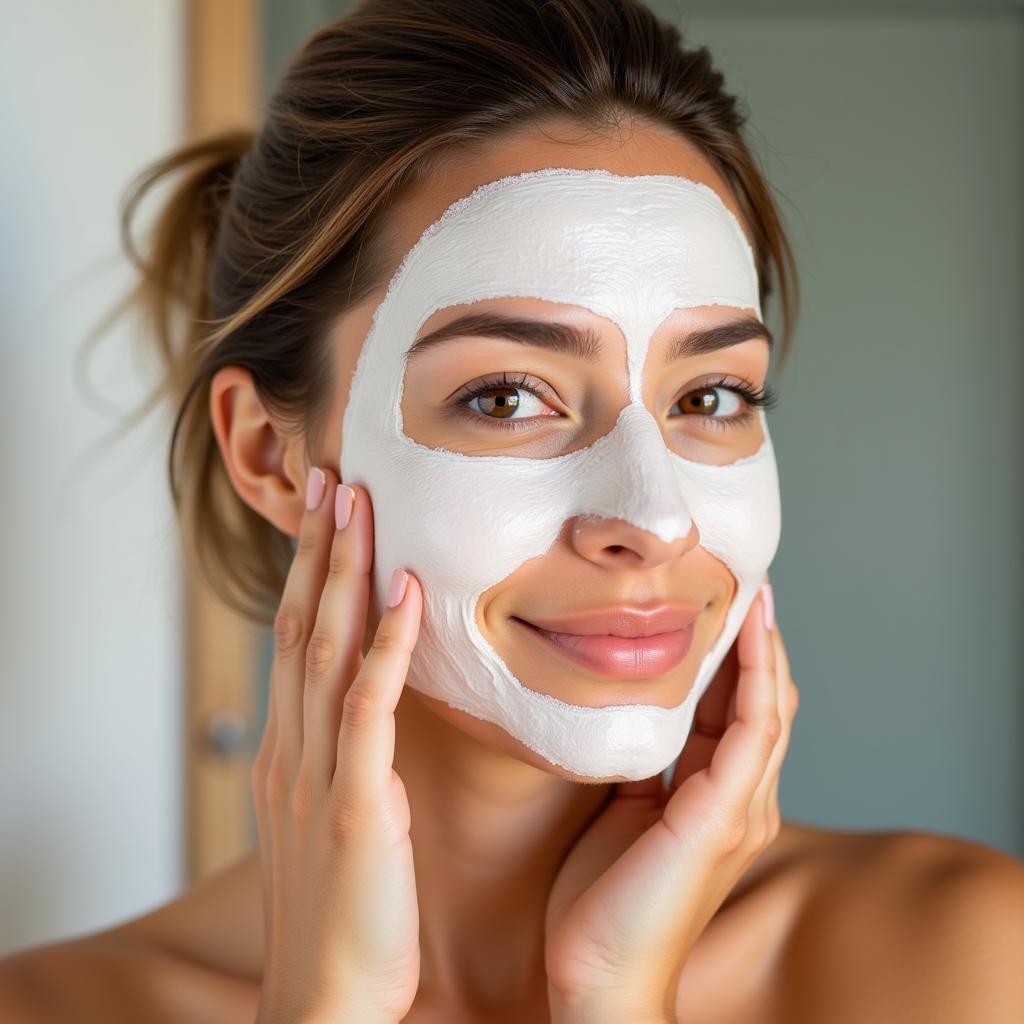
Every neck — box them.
[392,686,613,1013]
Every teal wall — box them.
[258,0,1024,858]
[652,5,1024,859]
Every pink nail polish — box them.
[387,569,408,608]
[335,484,354,530]
[305,468,326,511]
[760,580,775,631]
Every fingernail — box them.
[335,484,354,530]
[387,568,408,608]
[760,579,775,631]
[305,468,326,511]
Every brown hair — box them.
[95,0,799,627]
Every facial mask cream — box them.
[340,168,781,781]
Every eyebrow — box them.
[406,311,773,362]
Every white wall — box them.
[0,1,186,956]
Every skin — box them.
[261,114,780,1015]
[2,115,1023,1023]
[403,295,766,717]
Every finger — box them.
[671,705,726,794]
[298,482,371,791]
[775,623,794,696]
[702,588,779,808]
[748,618,794,836]
[694,641,739,735]
[250,695,277,938]
[332,569,422,804]
[767,625,800,804]
[669,638,739,792]
[663,589,777,840]
[767,660,797,816]
[672,605,754,792]
[252,675,278,791]
[270,466,338,777]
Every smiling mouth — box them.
[512,616,695,679]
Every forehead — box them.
[376,169,761,345]
[382,115,750,260]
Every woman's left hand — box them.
[544,582,798,1024]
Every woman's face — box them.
[401,295,767,715]
[315,116,775,780]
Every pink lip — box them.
[513,604,700,679]
[522,604,701,637]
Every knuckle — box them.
[296,527,320,556]
[327,542,349,578]
[763,815,781,849]
[274,603,307,655]
[717,811,749,855]
[305,630,337,678]
[788,680,800,713]
[342,685,378,729]
[370,620,412,661]
[369,628,401,656]
[762,713,783,749]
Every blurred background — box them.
[1,0,1021,959]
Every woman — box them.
[2,1,1021,1021]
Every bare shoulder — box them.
[777,822,1024,1024]
[0,853,263,1023]
[110,849,264,980]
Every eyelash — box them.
[451,371,779,433]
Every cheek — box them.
[661,408,766,466]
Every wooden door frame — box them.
[184,0,262,884]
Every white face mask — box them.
[340,167,781,782]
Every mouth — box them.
[511,605,699,680]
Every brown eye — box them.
[681,388,718,414]
[673,385,743,418]
[455,374,558,429]
[472,385,521,419]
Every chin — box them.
[407,683,682,784]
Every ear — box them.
[209,365,308,539]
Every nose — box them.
[571,513,700,569]
[569,402,700,569]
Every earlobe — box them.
[209,365,306,538]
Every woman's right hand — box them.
[251,466,424,1024]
